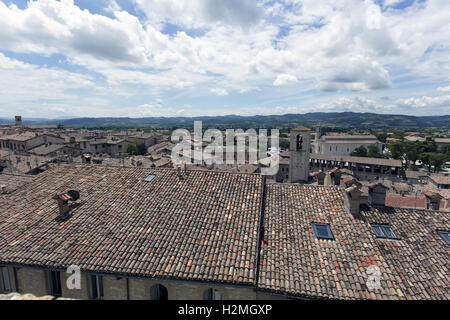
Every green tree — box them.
[279,140,290,150]
[350,146,368,157]
[430,153,448,172]
[419,152,448,172]
[367,144,382,158]
[127,143,137,155]
[392,130,405,140]
[388,141,403,160]
[375,133,388,143]
[403,141,425,168]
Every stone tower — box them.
[15,116,22,126]
[289,126,311,183]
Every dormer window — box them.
[437,231,450,245]
[144,174,155,182]
[311,223,334,240]
[372,224,397,240]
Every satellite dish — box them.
[67,190,80,201]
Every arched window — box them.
[296,135,303,150]
[203,288,221,300]
[151,284,168,300]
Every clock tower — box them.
[289,126,311,183]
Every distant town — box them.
[0,113,449,301]
[1,115,449,213]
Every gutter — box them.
[254,175,267,289]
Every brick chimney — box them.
[52,190,79,217]
[425,192,443,210]
[345,185,362,217]
[328,168,342,186]
[368,183,388,207]
[311,170,326,185]
[53,193,71,216]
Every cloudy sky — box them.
[0,0,449,119]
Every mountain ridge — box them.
[1,112,449,129]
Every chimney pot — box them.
[53,194,70,216]
[368,183,388,207]
[345,185,362,217]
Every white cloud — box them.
[210,88,228,96]
[133,0,263,29]
[395,95,450,109]
[0,0,148,64]
[437,86,450,93]
[0,0,449,117]
[273,74,298,86]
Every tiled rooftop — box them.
[260,183,450,299]
[0,173,34,194]
[359,205,450,299]
[0,165,263,285]
[0,165,449,299]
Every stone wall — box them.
[16,268,47,297]
[11,266,288,300]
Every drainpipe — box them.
[254,176,267,294]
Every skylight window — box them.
[372,225,397,240]
[311,223,334,240]
[437,231,450,245]
[144,174,155,182]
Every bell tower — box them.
[289,126,311,183]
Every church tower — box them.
[289,126,311,183]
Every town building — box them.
[312,127,382,156]
[0,164,448,300]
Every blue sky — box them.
[0,0,449,119]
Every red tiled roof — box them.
[0,165,263,285]
[1,165,449,299]
[260,184,450,299]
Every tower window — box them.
[296,135,303,150]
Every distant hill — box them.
[1,112,449,129]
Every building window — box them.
[311,223,334,240]
[89,275,104,300]
[47,271,62,297]
[437,231,450,245]
[203,288,221,300]
[151,284,168,300]
[296,135,303,150]
[0,266,12,293]
[145,174,156,182]
[372,225,397,239]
